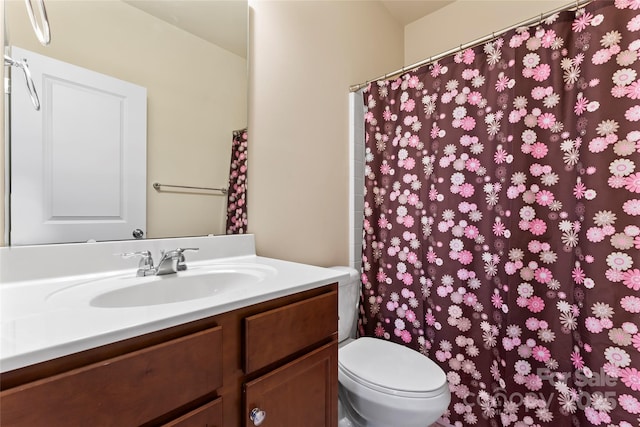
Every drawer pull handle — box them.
[250,407,266,425]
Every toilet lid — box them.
[338,337,447,397]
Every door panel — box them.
[10,46,146,245]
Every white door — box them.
[10,46,147,245]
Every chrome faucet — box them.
[121,248,199,276]
[156,248,199,275]
[121,250,156,276]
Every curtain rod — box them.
[349,0,594,93]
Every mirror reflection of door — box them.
[4,0,248,244]
[10,47,147,245]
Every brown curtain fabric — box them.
[361,2,640,426]
[226,129,248,234]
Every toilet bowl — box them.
[338,337,451,427]
[331,266,450,427]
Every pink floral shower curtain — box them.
[361,2,640,426]
[226,128,248,234]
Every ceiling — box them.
[380,1,454,25]
[124,1,454,59]
[124,0,248,58]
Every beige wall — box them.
[405,0,567,65]
[247,0,403,266]
[247,0,576,266]
[2,0,246,243]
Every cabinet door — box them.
[244,341,337,427]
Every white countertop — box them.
[0,235,346,372]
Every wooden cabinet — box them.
[244,342,337,427]
[162,399,223,427]
[0,284,338,427]
[243,291,338,427]
[0,327,223,426]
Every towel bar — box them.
[153,182,228,195]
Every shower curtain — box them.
[226,128,248,234]
[361,2,640,426]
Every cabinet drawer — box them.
[163,398,223,427]
[0,326,223,426]
[244,290,337,373]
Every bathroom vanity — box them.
[0,235,343,426]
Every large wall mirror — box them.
[3,0,248,245]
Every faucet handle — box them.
[176,247,199,254]
[119,250,155,276]
[175,247,199,271]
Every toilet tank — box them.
[329,266,360,342]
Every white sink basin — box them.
[46,264,277,308]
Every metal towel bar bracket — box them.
[4,54,40,110]
[153,182,228,195]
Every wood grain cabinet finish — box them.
[0,284,338,427]
[244,342,338,427]
[0,326,223,426]
[162,398,223,427]
[244,290,338,373]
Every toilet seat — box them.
[338,337,447,398]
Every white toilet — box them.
[332,267,451,427]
